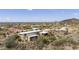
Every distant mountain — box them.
[60,18,79,25]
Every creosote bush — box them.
[52,38,67,46]
[52,36,78,47]
[5,34,19,49]
[36,35,57,49]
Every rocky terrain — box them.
[0,18,79,50]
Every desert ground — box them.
[0,18,79,50]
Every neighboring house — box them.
[18,30,41,41]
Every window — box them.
[30,36,38,41]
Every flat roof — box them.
[40,31,48,34]
[19,30,41,34]
[28,34,38,37]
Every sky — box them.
[0,9,79,22]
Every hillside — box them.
[59,18,79,25]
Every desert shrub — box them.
[5,34,19,49]
[72,45,78,49]
[39,36,50,44]
[42,36,50,44]
[36,36,49,49]
[52,36,78,47]
[37,42,44,49]
[0,32,5,36]
[66,38,78,45]
[0,28,3,31]
[36,35,57,49]
[49,35,57,42]
[16,42,26,50]
[52,38,67,46]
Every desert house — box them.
[18,30,41,41]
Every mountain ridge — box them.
[59,18,79,25]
